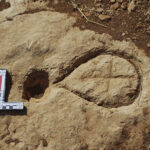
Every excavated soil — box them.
[0,0,150,150]
[49,0,150,53]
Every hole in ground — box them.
[0,0,10,11]
[22,70,49,100]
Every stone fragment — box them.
[96,8,103,13]
[99,14,111,21]
[95,0,102,2]
[110,0,116,3]
[54,0,59,5]
[110,2,120,10]
[128,0,136,13]
[121,2,127,10]
[146,8,150,16]
[121,33,126,36]
[117,0,123,3]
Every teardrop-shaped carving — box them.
[60,54,139,108]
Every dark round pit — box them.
[22,70,49,100]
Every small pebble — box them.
[96,8,103,13]
[110,0,116,3]
[99,14,111,21]
[117,0,123,3]
[128,0,136,13]
[110,2,119,10]
[121,33,126,36]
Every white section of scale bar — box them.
[0,102,24,110]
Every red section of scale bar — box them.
[0,76,2,90]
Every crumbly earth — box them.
[0,0,150,150]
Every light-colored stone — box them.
[96,8,103,13]
[117,0,123,3]
[99,14,111,20]
[128,0,136,13]
[110,0,116,3]
[110,2,120,10]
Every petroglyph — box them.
[59,54,140,108]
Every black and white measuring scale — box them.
[0,69,24,110]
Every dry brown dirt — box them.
[0,0,150,150]
[49,0,150,53]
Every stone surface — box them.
[59,55,139,107]
[0,1,150,150]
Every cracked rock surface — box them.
[0,1,150,150]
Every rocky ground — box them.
[49,0,150,52]
[0,0,150,150]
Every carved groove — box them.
[56,50,142,108]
